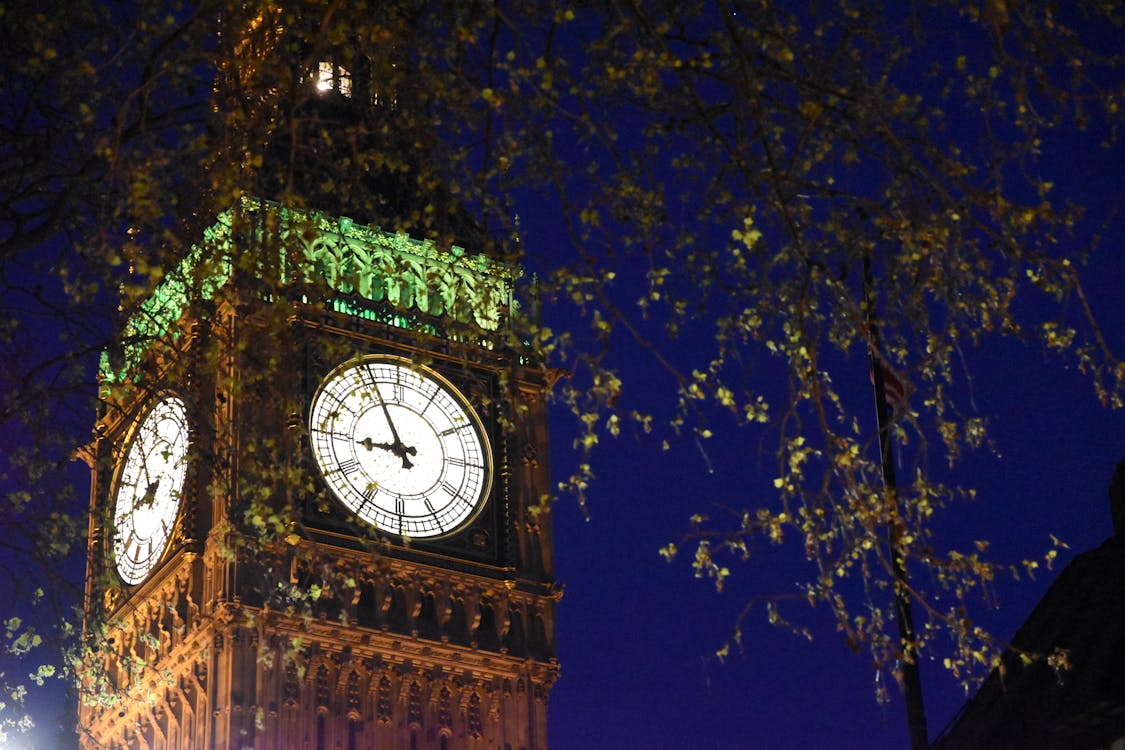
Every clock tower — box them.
[77,7,559,749]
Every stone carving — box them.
[467,691,483,739]
[376,675,393,724]
[315,664,331,712]
[407,681,423,727]
[437,686,453,730]
[346,669,362,718]
[283,661,300,707]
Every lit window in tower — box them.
[338,65,352,97]
[315,61,352,97]
[316,61,332,91]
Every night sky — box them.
[538,95,1125,749]
[545,287,1124,749]
[528,8,1125,747]
[2,6,1122,750]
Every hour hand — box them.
[357,436,417,469]
[138,479,160,508]
[357,436,394,453]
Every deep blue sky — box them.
[545,294,1123,748]
[541,143,1123,750]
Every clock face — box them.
[308,356,492,538]
[112,396,190,585]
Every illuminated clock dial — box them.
[112,396,190,585]
[308,356,492,538]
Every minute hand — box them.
[371,382,417,469]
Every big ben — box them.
[77,5,559,749]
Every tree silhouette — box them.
[0,1,1120,746]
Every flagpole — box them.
[864,253,929,750]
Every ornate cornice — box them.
[102,197,517,382]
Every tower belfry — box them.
[79,6,558,749]
[218,3,490,251]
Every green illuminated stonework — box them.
[102,198,516,381]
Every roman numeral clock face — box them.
[111,396,190,585]
[309,356,492,538]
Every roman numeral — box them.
[418,382,436,415]
[132,538,152,563]
[335,459,360,475]
[423,500,445,533]
[311,425,349,438]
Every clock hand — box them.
[357,436,392,452]
[139,478,160,509]
[370,382,416,469]
[356,437,405,454]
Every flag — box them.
[871,360,909,412]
